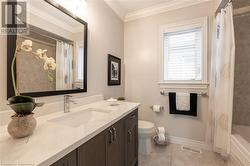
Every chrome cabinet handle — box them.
[112,126,117,141]
[109,129,113,144]
[128,130,132,143]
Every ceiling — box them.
[114,0,172,13]
[28,0,84,33]
[104,0,211,21]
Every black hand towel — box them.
[169,93,198,117]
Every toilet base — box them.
[138,120,155,155]
[139,136,154,155]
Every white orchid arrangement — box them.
[12,39,56,95]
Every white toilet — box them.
[138,120,155,155]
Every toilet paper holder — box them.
[150,105,164,112]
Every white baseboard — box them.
[168,135,212,151]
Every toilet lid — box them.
[139,120,155,131]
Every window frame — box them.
[159,17,208,89]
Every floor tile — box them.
[139,144,227,166]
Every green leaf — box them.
[47,73,54,83]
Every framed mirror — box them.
[7,0,88,98]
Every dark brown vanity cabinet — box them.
[51,150,78,166]
[125,111,138,166]
[51,109,138,166]
[106,120,125,166]
[78,130,107,166]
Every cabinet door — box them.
[125,110,138,166]
[50,150,77,166]
[106,119,125,166]
[78,131,106,166]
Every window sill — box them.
[158,82,209,93]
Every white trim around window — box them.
[158,17,209,90]
[74,41,84,82]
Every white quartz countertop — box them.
[0,100,140,166]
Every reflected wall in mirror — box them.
[7,0,87,98]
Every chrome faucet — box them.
[64,95,76,113]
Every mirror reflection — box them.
[16,0,86,94]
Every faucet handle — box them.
[64,95,73,98]
[65,95,73,97]
[69,100,77,104]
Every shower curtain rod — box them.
[226,0,232,7]
[215,0,232,15]
[216,0,250,16]
[222,0,232,10]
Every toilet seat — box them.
[138,120,155,134]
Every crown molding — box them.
[124,0,211,22]
[104,0,126,20]
[28,5,82,34]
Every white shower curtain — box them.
[210,3,235,155]
[56,41,73,90]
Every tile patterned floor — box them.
[139,144,227,166]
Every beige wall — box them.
[124,2,214,142]
[0,0,124,111]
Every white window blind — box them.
[164,27,202,81]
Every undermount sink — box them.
[48,108,112,127]
[86,108,114,113]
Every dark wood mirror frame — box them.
[7,0,88,99]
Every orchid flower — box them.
[44,57,56,71]
[35,49,48,60]
[20,40,32,52]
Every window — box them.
[74,41,84,81]
[164,28,202,81]
[77,46,84,80]
[160,17,208,87]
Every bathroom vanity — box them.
[0,100,139,166]
[51,109,138,166]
